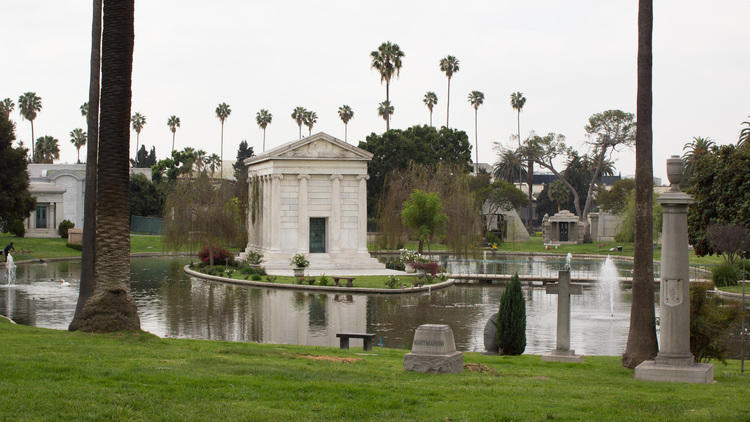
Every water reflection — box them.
[2,257,743,358]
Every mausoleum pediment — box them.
[245,132,372,165]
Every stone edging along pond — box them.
[183,265,455,295]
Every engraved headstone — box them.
[404,324,463,373]
[635,156,713,383]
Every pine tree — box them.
[496,273,526,355]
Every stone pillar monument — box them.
[635,156,713,383]
[542,269,584,363]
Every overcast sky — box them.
[3,0,749,182]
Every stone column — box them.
[635,155,713,383]
[589,213,600,243]
[297,174,310,253]
[246,174,258,252]
[261,175,269,250]
[271,174,282,252]
[330,174,343,253]
[356,174,369,253]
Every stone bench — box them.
[332,276,355,287]
[336,333,376,351]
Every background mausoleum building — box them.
[242,133,384,271]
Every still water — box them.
[1,257,647,355]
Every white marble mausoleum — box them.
[241,132,385,271]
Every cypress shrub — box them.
[496,273,526,355]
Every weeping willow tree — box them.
[378,163,481,255]
[163,174,243,265]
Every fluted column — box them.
[357,174,369,252]
[271,174,283,252]
[330,174,343,253]
[262,175,269,250]
[297,174,310,253]
[247,174,254,249]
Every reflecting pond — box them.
[2,256,742,357]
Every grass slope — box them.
[0,233,181,261]
[0,319,748,421]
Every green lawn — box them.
[717,283,750,294]
[0,233,177,261]
[197,266,427,289]
[372,235,725,268]
[0,318,747,421]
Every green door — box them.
[309,218,326,253]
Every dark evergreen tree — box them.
[0,113,36,236]
[496,273,526,355]
[358,125,472,216]
[233,140,255,243]
[129,173,164,217]
[130,145,156,168]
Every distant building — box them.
[24,164,150,238]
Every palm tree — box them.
[623,0,657,368]
[493,149,527,184]
[303,110,317,136]
[738,116,749,147]
[130,112,146,162]
[80,102,89,119]
[337,105,354,142]
[439,56,459,128]
[511,91,531,226]
[194,149,207,174]
[370,41,404,131]
[256,109,272,151]
[1,98,14,117]
[167,115,180,152]
[208,153,221,177]
[548,180,569,212]
[681,136,715,178]
[291,106,306,139]
[69,128,87,163]
[423,92,438,126]
[215,102,231,177]
[18,92,42,161]
[69,0,102,331]
[34,135,60,163]
[468,91,485,174]
[377,101,394,130]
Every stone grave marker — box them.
[404,324,463,374]
[542,269,584,363]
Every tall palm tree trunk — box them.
[474,108,478,174]
[135,132,139,163]
[386,82,390,131]
[623,0,657,368]
[77,0,140,332]
[30,121,35,162]
[344,124,348,142]
[220,122,224,178]
[171,132,175,152]
[527,160,533,226]
[263,128,266,152]
[429,110,433,127]
[298,124,301,140]
[446,78,451,128]
[70,0,101,331]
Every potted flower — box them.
[399,248,422,273]
[289,253,310,278]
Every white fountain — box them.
[5,253,16,285]
[565,253,572,270]
[598,255,620,317]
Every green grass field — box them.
[0,318,748,421]
[371,235,725,268]
[0,233,188,261]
